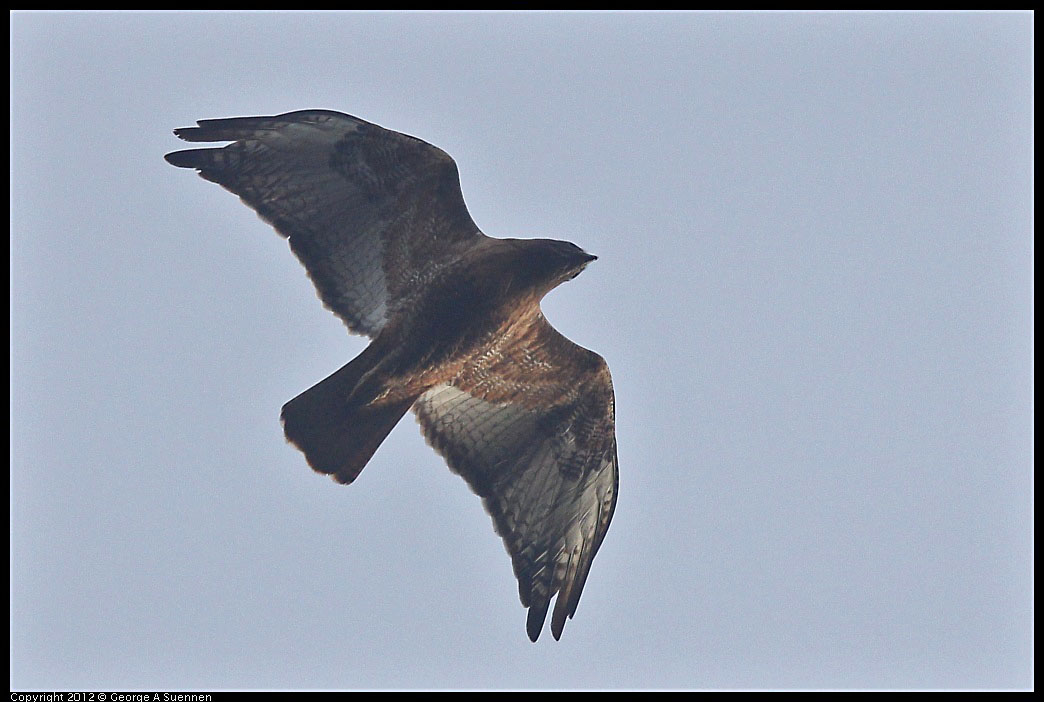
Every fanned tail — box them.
[280,348,417,485]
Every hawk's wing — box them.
[413,314,618,641]
[165,110,483,337]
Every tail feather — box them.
[280,353,417,485]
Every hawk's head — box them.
[509,238,597,291]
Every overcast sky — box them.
[10,11,1033,691]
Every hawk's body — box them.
[165,110,618,641]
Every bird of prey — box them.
[165,110,618,641]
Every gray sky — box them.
[10,11,1033,691]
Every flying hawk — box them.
[165,110,618,641]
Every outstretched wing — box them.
[165,110,483,337]
[413,314,618,641]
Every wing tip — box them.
[169,110,358,145]
[163,150,187,168]
[526,600,550,642]
[526,599,571,641]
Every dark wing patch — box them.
[165,110,483,337]
[413,315,618,641]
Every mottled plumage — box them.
[165,110,618,641]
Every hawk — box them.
[165,110,618,641]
